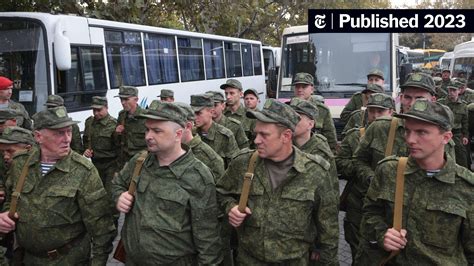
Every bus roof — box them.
[453,38,474,58]
[281,25,307,35]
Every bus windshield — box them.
[0,19,47,113]
[279,33,391,98]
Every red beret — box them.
[0,77,13,90]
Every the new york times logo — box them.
[308,9,474,33]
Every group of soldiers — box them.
[0,65,470,266]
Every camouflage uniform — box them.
[217,99,339,265]
[224,103,255,142]
[111,102,222,265]
[309,99,338,152]
[3,107,115,265]
[356,101,474,265]
[188,135,225,181]
[216,115,248,149]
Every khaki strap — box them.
[86,119,92,150]
[360,109,366,127]
[238,151,259,213]
[380,156,408,266]
[385,118,399,157]
[359,127,366,138]
[127,151,148,195]
[9,153,34,219]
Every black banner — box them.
[308,9,474,33]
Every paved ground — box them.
[107,180,353,265]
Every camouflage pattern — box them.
[289,72,314,86]
[116,106,147,167]
[111,149,223,265]
[196,122,238,167]
[216,115,249,149]
[306,98,338,152]
[32,106,79,130]
[336,128,361,180]
[342,110,367,134]
[438,79,451,99]
[6,100,31,130]
[188,135,225,181]
[341,92,364,123]
[244,88,258,97]
[224,103,256,142]
[363,84,384,94]
[115,85,138,98]
[3,148,115,265]
[356,155,474,265]
[83,114,119,189]
[0,109,17,123]
[367,93,395,109]
[159,89,174,98]
[401,72,436,95]
[247,99,300,131]
[90,96,107,109]
[140,100,187,127]
[290,97,319,120]
[395,99,453,131]
[220,79,242,90]
[217,148,339,265]
[44,95,65,107]
[367,68,384,80]
[0,126,34,145]
[460,88,474,103]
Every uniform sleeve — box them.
[354,125,376,181]
[216,156,245,215]
[321,113,338,153]
[462,104,469,138]
[71,125,84,153]
[340,96,358,123]
[223,134,239,168]
[82,119,91,151]
[111,157,135,204]
[77,167,115,266]
[336,132,358,179]
[235,124,249,149]
[462,194,474,263]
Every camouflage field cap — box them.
[139,100,186,127]
[206,91,225,103]
[366,93,395,110]
[174,102,195,121]
[394,99,453,130]
[455,78,467,86]
[159,89,174,98]
[362,83,384,94]
[442,67,451,73]
[244,88,258,97]
[290,98,319,120]
[400,72,436,95]
[447,81,460,90]
[433,76,443,86]
[115,86,138,98]
[289,72,314,86]
[0,126,35,145]
[0,109,18,123]
[190,94,214,112]
[247,98,300,131]
[91,96,108,109]
[367,68,384,80]
[220,79,243,90]
[44,95,64,107]
[32,106,79,130]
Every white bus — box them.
[0,12,266,129]
[451,37,474,80]
[406,49,425,70]
[277,26,400,134]
[262,46,281,98]
[439,51,453,70]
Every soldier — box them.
[0,76,32,130]
[340,69,385,124]
[458,78,474,103]
[207,90,249,149]
[290,72,338,152]
[174,101,225,180]
[83,96,119,192]
[356,99,474,265]
[336,93,395,261]
[243,88,260,111]
[438,68,451,98]
[438,82,469,168]
[0,110,17,134]
[0,106,115,265]
[217,99,339,265]
[191,94,239,167]
[112,101,222,264]
[44,95,83,153]
[115,86,147,168]
[158,89,174,102]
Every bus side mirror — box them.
[54,20,71,71]
[399,63,412,86]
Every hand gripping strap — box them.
[238,151,259,213]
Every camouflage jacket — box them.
[4,148,115,265]
[438,79,451,98]
[460,88,474,104]
[342,109,368,134]
[197,122,238,167]
[8,100,32,130]
[357,155,474,265]
[117,106,147,158]
[340,92,363,123]
[70,123,83,153]
[438,98,469,136]
[336,127,362,179]
[307,98,338,152]
[216,115,249,149]
[189,135,225,182]
[216,147,339,265]
[111,149,223,265]
[83,114,119,159]
[224,104,255,138]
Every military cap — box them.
[159,89,174,98]
[0,126,35,145]
[366,93,395,110]
[447,81,460,90]
[0,109,18,123]
[220,79,243,90]
[442,68,451,73]
[367,68,384,80]
[174,102,195,121]
[139,100,187,127]
[400,72,436,95]
[0,76,13,90]
[289,72,314,86]
[32,106,79,130]
[244,88,258,97]
[362,83,384,94]
[91,96,108,108]
[206,91,225,103]
[394,99,453,130]
[44,95,64,107]
[455,78,467,85]
[247,98,300,131]
[115,86,138,98]
[433,76,443,86]
[290,98,319,120]
[190,94,214,112]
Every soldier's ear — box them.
[441,130,452,145]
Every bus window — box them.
[144,33,178,85]
[105,30,145,88]
[242,43,253,76]
[203,39,225,79]
[252,44,262,76]
[225,42,242,77]
[178,37,204,82]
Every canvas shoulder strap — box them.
[9,153,34,219]
[359,127,366,138]
[127,151,148,195]
[385,118,399,157]
[238,151,259,213]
